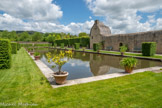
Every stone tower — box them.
[90,20,111,48]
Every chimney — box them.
[95,20,99,24]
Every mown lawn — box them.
[0,48,162,108]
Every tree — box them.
[32,32,42,41]
[47,34,56,45]
[79,32,88,37]
[19,32,31,41]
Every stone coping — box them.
[50,47,162,62]
[27,51,162,88]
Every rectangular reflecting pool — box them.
[39,49,162,80]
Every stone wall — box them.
[90,20,162,54]
[102,30,162,54]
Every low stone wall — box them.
[102,30,162,54]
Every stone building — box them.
[90,20,162,54]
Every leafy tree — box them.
[79,32,88,37]
[19,32,31,41]
[47,34,56,45]
[32,32,42,41]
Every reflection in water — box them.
[39,49,162,80]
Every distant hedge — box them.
[0,39,12,69]
[142,42,156,56]
[60,43,64,48]
[80,37,90,47]
[54,37,89,48]
[54,43,57,48]
[11,42,17,54]
[93,43,100,51]
[17,43,21,50]
[74,43,80,50]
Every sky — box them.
[0,0,162,35]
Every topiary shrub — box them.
[0,39,12,69]
[54,43,57,48]
[142,42,156,56]
[60,43,64,49]
[11,42,17,54]
[93,43,100,51]
[74,43,80,50]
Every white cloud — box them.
[0,13,94,34]
[0,0,62,22]
[89,16,92,19]
[85,0,162,34]
[156,18,162,30]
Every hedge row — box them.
[74,43,80,50]
[54,37,90,48]
[93,43,101,51]
[17,43,21,50]
[0,39,12,69]
[11,42,17,54]
[61,43,64,48]
[142,42,156,56]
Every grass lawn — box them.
[1,48,162,107]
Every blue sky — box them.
[54,0,104,25]
[0,0,161,34]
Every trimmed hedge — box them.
[34,44,52,47]
[93,43,100,51]
[11,42,17,54]
[54,43,57,48]
[80,37,90,47]
[60,43,64,48]
[0,39,12,69]
[142,42,156,56]
[74,43,80,50]
[54,37,90,48]
[17,43,21,50]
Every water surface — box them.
[39,49,162,80]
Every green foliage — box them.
[120,45,127,53]
[32,32,42,41]
[79,32,88,37]
[80,36,90,47]
[46,34,55,43]
[19,31,31,41]
[46,50,73,74]
[120,57,138,68]
[55,37,90,48]
[54,43,57,48]
[74,43,80,50]
[142,42,156,56]
[0,39,12,69]
[11,42,17,54]
[17,43,21,50]
[34,52,40,56]
[60,43,64,48]
[93,43,100,51]
[34,44,51,47]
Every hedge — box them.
[93,43,100,51]
[80,37,90,47]
[34,44,52,47]
[0,39,12,69]
[11,42,17,54]
[142,42,156,56]
[54,37,90,47]
[54,43,57,48]
[60,43,64,48]
[17,43,20,50]
[74,43,80,50]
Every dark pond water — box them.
[38,49,162,80]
